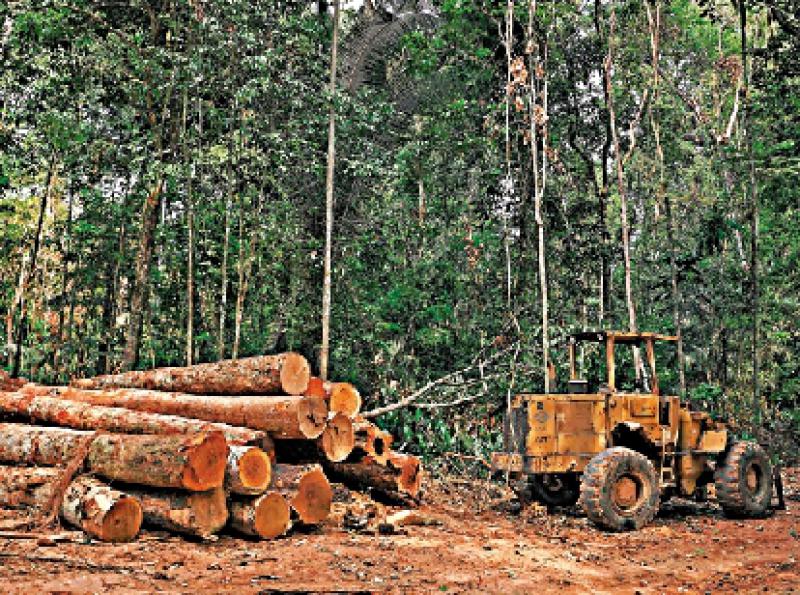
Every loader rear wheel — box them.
[529,473,580,507]
[580,447,660,531]
[715,441,772,518]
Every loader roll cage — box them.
[567,331,678,396]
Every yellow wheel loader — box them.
[492,331,781,531]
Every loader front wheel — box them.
[529,473,580,507]
[580,447,660,531]
[715,441,772,518]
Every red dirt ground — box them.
[1,468,798,594]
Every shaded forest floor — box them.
[1,469,798,594]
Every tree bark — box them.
[320,0,340,381]
[43,386,326,439]
[0,391,264,446]
[122,179,164,371]
[60,475,143,542]
[11,154,55,378]
[226,445,272,495]
[124,485,227,538]
[0,468,142,542]
[326,452,422,499]
[0,423,227,491]
[351,418,393,465]
[228,492,291,539]
[72,352,311,396]
[305,378,362,418]
[271,464,332,525]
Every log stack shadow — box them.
[0,352,422,543]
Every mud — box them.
[1,468,798,593]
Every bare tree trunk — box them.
[528,0,550,393]
[594,0,611,325]
[320,0,340,381]
[738,0,760,424]
[184,90,196,367]
[12,153,55,378]
[604,7,640,378]
[647,1,686,395]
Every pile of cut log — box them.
[0,355,422,543]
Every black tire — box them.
[529,473,580,507]
[580,447,660,531]
[715,441,773,518]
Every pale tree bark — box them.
[183,89,196,367]
[646,1,686,395]
[320,0,340,381]
[604,7,642,380]
[528,0,551,393]
[218,102,237,361]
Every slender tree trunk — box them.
[594,0,611,325]
[12,153,55,378]
[604,7,642,380]
[183,90,196,366]
[738,0,760,424]
[528,0,550,393]
[320,0,340,381]
[53,183,74,379]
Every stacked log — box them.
[71,353,311,396]
[0,467,142,542]
[0,423,227,491]
[0,391,265,446]
[0,351,424,543]
[304,378,362,418]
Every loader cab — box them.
[566,330,679,396]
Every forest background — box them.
[1,0,798,468]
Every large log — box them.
[27,386,327,440]
[0,391,265,446]
[326,452,422,499]
[304,378,361,418]
[351,418,393,465]
[271,464,332,525]
[72,352,311,396]
[124,486,228,538]
[226,445,271,495]
[0,423,227,491]
[271,413,354,464]
[228,492,290,539]
[0,467,142,542]
[60,475,143,542]
[0,371,25,392]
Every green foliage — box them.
[1,0,798,465]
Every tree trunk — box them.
[273,412,355,463]
[12,154,55,378]
[122,179,164,371]
[271,464,332,525]
[60,475,142,542]
[351,418,393,465]
[228,491,291,539]
[0,468,142,542]
[0,423,227,491]
[604,7,641,377]
[326,452,422,499]
[0,391,264,446]
[305,378,362,418]
[226,445,272,495]
[320,0,341,381]
[73,352,310,396]
[124,485,227,538]
[45,386,326,439]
